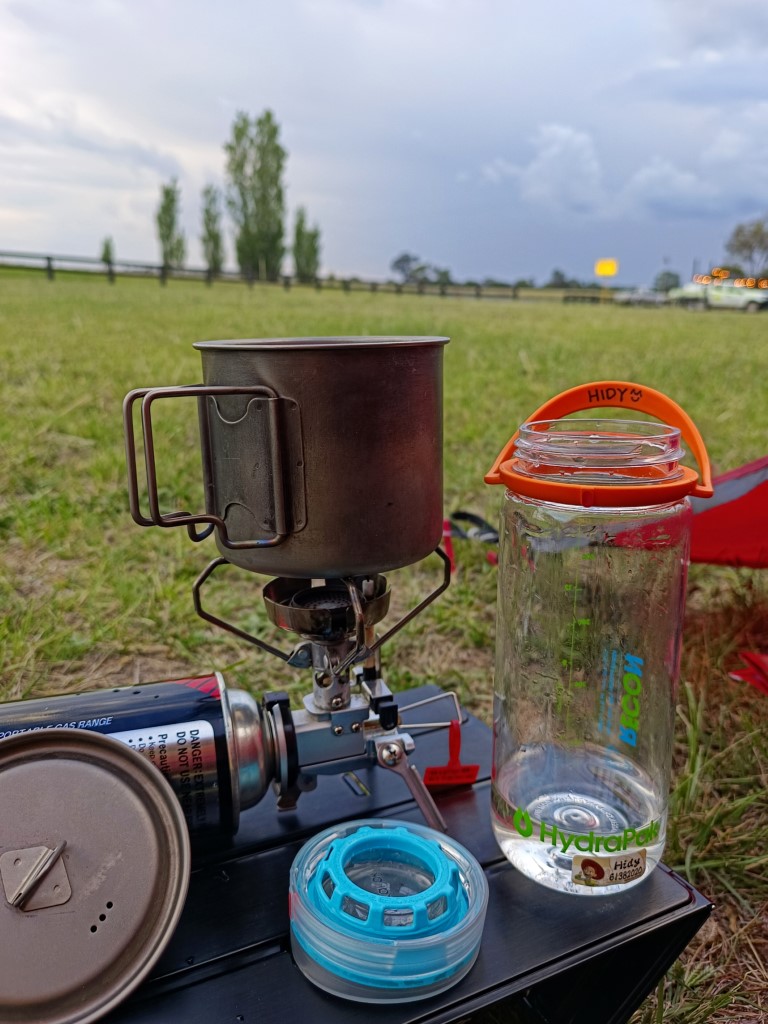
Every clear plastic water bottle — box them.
[485,382,712,895]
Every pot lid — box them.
[0,729,190,1024]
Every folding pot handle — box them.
[123,384,290,549]
[485,380,713,499]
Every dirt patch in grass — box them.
[3,539,77,602]
[27,647,198,698]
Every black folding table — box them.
[105,686,711,1024]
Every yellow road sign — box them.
[594,259,619,278]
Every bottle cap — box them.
[289,818,488,1002]
[485,380,713,507]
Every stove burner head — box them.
[264,576,391,640]
[290,586,354,613]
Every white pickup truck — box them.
[669,281,768,312]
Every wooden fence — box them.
[0,250,610,304]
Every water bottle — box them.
[485,382,712,895]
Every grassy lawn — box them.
[1,271,767,1020]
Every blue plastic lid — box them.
[289,819,488,1003]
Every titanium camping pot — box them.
[124,337,449,578]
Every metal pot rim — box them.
[194,336,450,351]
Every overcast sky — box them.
[2,0,768,285]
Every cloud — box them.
[700,128,750,165]
[518,125,604,213]
[482,124,605,216]
[481,157,517,185]
[619,157,719,218]
[622,49,768,108]
[0,110,180,181]
[696,106,768,214]
[480,107,768,227]
[662,0,768,53]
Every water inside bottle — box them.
[492,743,666,895]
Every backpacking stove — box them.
[120,336,455,833]
[183,555,453,830]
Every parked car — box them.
[706,281,768,312]
[613,287,668,307]
[667,282,708,308]
[668,280,768,312]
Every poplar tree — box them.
[155,178,186,271]
[100,237,114,266]
[293,206,321,282]
[201,184,225,277]
[224,110,286,281]
[100,236,115,283]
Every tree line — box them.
[98,112,768,290]
[389,215,768,293]
[100,110,321,283]
[388,254,671,291]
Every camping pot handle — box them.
[123,384,289,549]
[485,380,713,498]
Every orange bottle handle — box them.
[485,381,713,498]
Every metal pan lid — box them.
[0,729,191,1024]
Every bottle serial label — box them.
[572,849,647,886]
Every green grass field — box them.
[1,271,767,1021]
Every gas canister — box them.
[0,675,271,836]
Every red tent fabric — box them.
[690,455,768,568]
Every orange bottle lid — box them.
[485,381,713,508]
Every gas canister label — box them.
[108,720,220,829]
[572,850,647,887]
